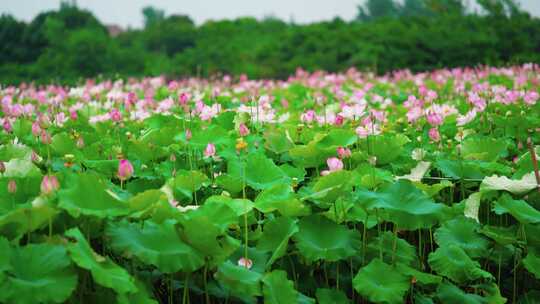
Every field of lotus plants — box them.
[0,64,540,304]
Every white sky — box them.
[1,0,539,28]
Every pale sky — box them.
[2,0,539,28]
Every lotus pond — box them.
[1,65,540,303]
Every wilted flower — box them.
[7,180,16,194]
[238,257,253,269]
[117,159,134,181]
[204,143,216,158]
[40,175,59,195]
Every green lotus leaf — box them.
[461,136,507,162]
[255,183,295,213]
[463,192,482,222]
[309,170,353,207]
[190,125,232,148]
[244,152,291,190]
[179,199,240,264]
[289,142,334,168]
[369,134,409,165]
[106,219,204,273]
[353,164,394,189]
[294,214,360,262]
[481,172,538,195]
[413,180,453,197]
[65,227,137,294]
[316,129,357,148]
[395,263,442,286]
[117,279,159,304]
[493,194,540,224]
[435,159,485,180]
[479,225,518,246]
[205,195,253,216]
[436,282,486,304]
[0,144,33,161]
[352,259,409,304]
[366,231,418,266]
[262,270,299,304]
[354,180,447,230]
[256,216,299,267]
[434,216,491,258]
[428,244,493,283]
[0,243,77,304]
[396,161,431,182]
[523,253,540,280]
[215,261,262,302]
[3,158,41,178]
[0,202,58,240]
[51,132,78,156]
[172,170,209,202]
[279,164,306,183]
[58,173,130,218]
[0,237,10,273]
[316,288,351,304]
[264,129,295,153]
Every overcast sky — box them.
[2,0,540,28]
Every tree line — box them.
[0,0,539,84]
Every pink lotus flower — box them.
[204,143,216,158]
[40,175,59,195]
[321,157,344,176]
[117,159,134,181]
[239,123,250,137]
[8,180,16,194]
[238,257,253,269]
[426,111,443,126]
[429,128,441,142]
[109,109,122,122]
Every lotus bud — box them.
[336,147,351,159]
[0,161,5,174]
[204,143,216,158]
[117,159,134,181]
[40,175,59,195]
[31,121,41,137]
[7,180,16,194]
[185,129,192,141]
[40,130,52,144]
[239,123,250,137]
[31,151,41,163]
[76,137,85,149]
[237,257,253,269]
[3,120,12,133]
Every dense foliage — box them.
[1,0,540,84]
[0,64,539,303]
